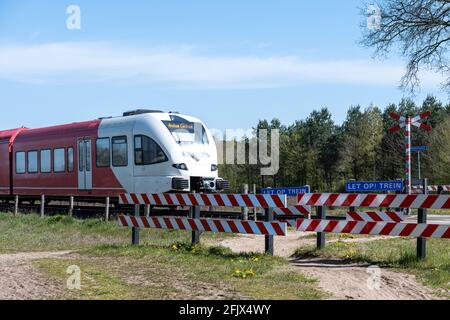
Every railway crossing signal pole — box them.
[405,117,412,195]
[418,151,422,180]
[389,111,432,196]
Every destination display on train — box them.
[163,121,195,133]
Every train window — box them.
[86,142,91,172]
[15,152,26,174]
[54,148,66,172]
[112,136,128,167]
[67,148,74,172]
[78,141,84,172]
[27,151,38,173]
[96,138,110,167]
[134,135,168,165]
[40,149,51,173]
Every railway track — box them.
[0,201,248,220]
[0,196,346,221]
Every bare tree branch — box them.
[361,0,450,93]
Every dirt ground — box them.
[218,233,442,300]
[0,251,70,300]
[0,235,442,300]
[0,251,242,300]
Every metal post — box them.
[253,184,257,221]
[417,178,428,259]
[404,117,412,216]
[418,151,421,180]
[405,117,412,194]
[241,184,249,221]
[132,204,140,245]
[68,196,74,217]
[190,206,201,245]
[317,206,326,249]
[265,207,274,256]
[145,204,151,218]
[105,197,110,221]
[14,195,19,216]
[40,195,45,218]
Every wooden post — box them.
[40,195,45,218]
[14,195,19,216]
[145,204,151,218]
[417,178,428,259]
[191,206,201,245]
[68,196,74,217]
[265,207,274,256]
[105,197,110,221]
[317,206,326,249]
[132,204,140,245]
[241,184,249,221]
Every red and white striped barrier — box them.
[118,215,287,236]
[273,205,311,217]
[296,219,450,239]
[346,211,404,223]
[298,193,450,209]
[412,185,450,193]
[119,193,287,208]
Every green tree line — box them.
[218,95,450,192]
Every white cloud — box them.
[0,42,444,89]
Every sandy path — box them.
[0,251,71,300]
[290,257,440,300]
[218,232,389,258]
[218,233,442,300]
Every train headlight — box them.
[173,163,189,171]
[211,164,218,171]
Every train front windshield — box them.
[163,120,209,146]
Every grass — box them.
[0,213,229,254]
[0,212,323,300]
[295,236,450,297]
[427,209,450,216]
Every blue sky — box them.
[0,0,447,131]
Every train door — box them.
[77,138,93,190]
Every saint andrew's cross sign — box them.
[389,112,432,195]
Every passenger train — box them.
[0,110,228,201]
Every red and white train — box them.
[0,110,228,201]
